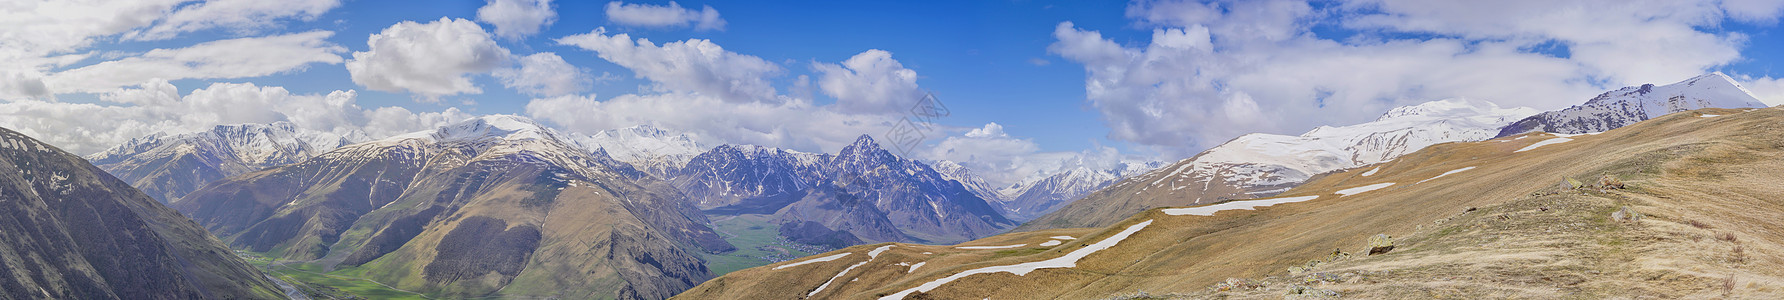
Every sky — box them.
[3,0,1784,187]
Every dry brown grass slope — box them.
[675,106,1784,299]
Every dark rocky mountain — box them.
[86,122,366,203]
[668,144,829,214]
[0,126,287,299]
[171,115,731,299]
[770,135,1016,247]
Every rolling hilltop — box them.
[677,106,1784,299]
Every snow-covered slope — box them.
[932,160,1006,202]
[997,160,1164,221]
[1187,98,1539,187]
[86,122,369,203]
[1497,72,1768,137]
[1021,98,1537,230]
[564,125,708,178]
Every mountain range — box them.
[677,105,1784,299]
[1020,98,1540,230]
[169,115,731,299]
[1497,72,1767,137]
[85,122,367,203]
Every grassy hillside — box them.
[675,107,1784,299]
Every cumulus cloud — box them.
[0,0,342,99]
[603,1,725,31]
[919,122,1156,187]
[346,17,512,99]
[815,49,926,115]
[1737,75,1784,106]
[42,31,345,93]
[494,52,589,96]
[476,0,557,39]
[557,27,781,103]
[125,0,341,40]
[526,93,896,152]
[1052,0,1784,156]
[0,79,472,155]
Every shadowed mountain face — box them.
[669,144,830,213]
[771,135,1016,246]
[0,126,286,300]
[171,115,731,299]
[677,107,1784,300]
[85,122,366,203]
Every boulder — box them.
[1366,234,1395,255]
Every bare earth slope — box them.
[676,106,1784,299]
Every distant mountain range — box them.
[0,126,288,299]
[1497,72,1766,137]
[1021,98,1543,230]
[170,115,731,299]
[85,122,367,203]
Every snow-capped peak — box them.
[1497,72,1768,137]
[560,124,709,178]
[433,115,556,143]
[86,121,368,167]
[1161,98,1538,188]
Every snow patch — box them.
[908,262,926,273]
[880,220,1155,300]
[1701,114,1721,118]
[1335,183,1395,197]
[956,244,1026,250]
[810,260,870,297]
[868,245,893,258]
[774,253,850,270]
[1516,138,1573,152]
[1039,240,1063,247]
[1050,236,1075,240]
[1361,167,1380,176]
[1416,167,1475,184]
[1161,195,1321,216]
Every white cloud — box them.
[919,122,1156,187]
[42,31,345,93]
[525,93,896,152]
[494,52,589,96]
[922,123,1043,186]
[476,0,557,39]
[1052,0,1784,156]
[964,122,1008,138]
[346,17,512,99]
[815,49,925,115]
[557,27,781,103]
[0,79,472,155]
[603,1,725,31]
[0,0,341,99]
[1737,75,1784,106]
[126,0,341,41]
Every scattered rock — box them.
[1285,285,1340,298]
[1367,234,1395,255]
[1596,175,1625,190]
[1611,206,1643,222]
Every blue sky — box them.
[4,0,1784,186]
